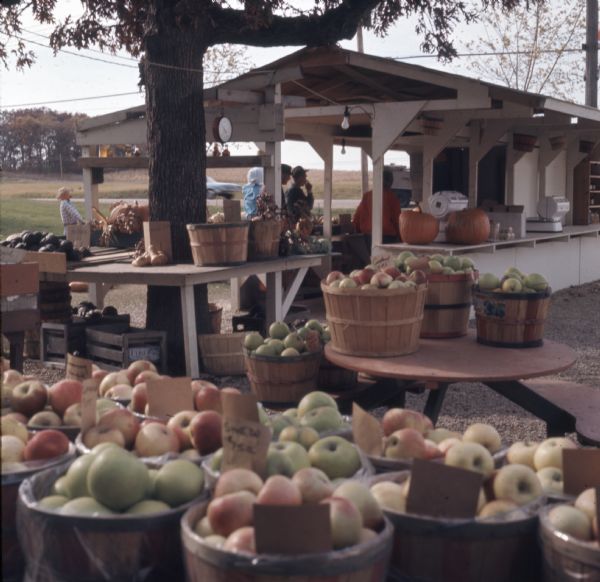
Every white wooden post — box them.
[565,136,588,225]
[505,133,528,206]
[81,145,99,220]
[372,156,384,248]
[537,135,564,201]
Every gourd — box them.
[148,245,169,266]
[445,208,490,245]
[399,210,439,244]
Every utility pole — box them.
[585,0,598,107]
[357,26,370,194]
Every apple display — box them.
[506,441,539,469]
[574,488,596,521]
[370,272,393,288]
[134,423,179,457]
[28,410,62,428]
[2,434,25,463]
[424,439,444,460]
[208,491,256,536]
[339,277,358,289]
[299,406,344,433]
[23,429,70,461]
[462,423,502,454]
[533,437,577,470]
[321,496,362,549]
[478,273,501,290]
[382,408,432,436]
[11,380,48,416]
[536,467,564,495]
[97,408,140,448]
[492,464,542,506]
[297,391,337,418]
[153,459,205,506]
[333,481,383,529]
[223,527,256,554]
[291,467,334,504]
[370,482,407,513]
[445,442,495,478]
[308,436,361,480]
[189,410,222,455]
[1,416,28,443]
[383,428,427,460]
[547,505,592,541]
[214,468,263,498]
[256,475,302,506]
[478,500,519,518]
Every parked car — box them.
[206,176,241,199]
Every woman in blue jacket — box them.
[243,167,264,219]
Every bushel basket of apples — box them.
[473,268,552,348]
[180,468,393,581]
[321,266,428,357]
[538,490,599,581]
[244,321,324,404]
[16,447,208,581]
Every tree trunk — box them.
[144,25,211,375]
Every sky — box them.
[0,0,589,171]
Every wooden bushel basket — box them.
[17,462,208,582]
[318,358,358,391]
[208,302,223,334]
[2,447,76,582]
[369,472,542,582]
[421,271,476,338]
[539,505,600,582]
[473,286,552,348]
[321,282,427,357]
[181,501,394,582]
[248,220,281,261]
[198,332,246,376]
[245,350,322,405]
[187,222,248,266]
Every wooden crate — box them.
[85,325,167,371]
[0,262,39,297]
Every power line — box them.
[392,47,582,60]
[0,91,144,108]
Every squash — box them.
[445,208,490,245]
[399,211,439,244]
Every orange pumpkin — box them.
[399,211,439,244]
[446,208,490,245]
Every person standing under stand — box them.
[242,167,264,219]
[285,166,314,224]
[280,163,292,199]
[56,187,84,235]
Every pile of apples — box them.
[194,467,385,553]
[1,420,71,470]
[545,489,598,544]
[394,251,477,276]
[96,359,161,403]
[478,267,549,294]
[244,320,326,358]
[324,265,427,291]
[37,443,205,516]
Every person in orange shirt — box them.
[352,169,402,243]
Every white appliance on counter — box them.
[526,196,570,233]
[429,191,469,242]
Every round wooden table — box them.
[325,329,577,431]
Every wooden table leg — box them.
[348,377,407,414]
[423,383,449,424]
[4,332,25,372]
[266,271,283,324]
[179,284,200,378]
[485,380,575,437]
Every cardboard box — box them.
[0,262,39,297]
[24,251,67,274]
[143,221,172,262]
[484,205,526,239]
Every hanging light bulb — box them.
[341,106,350,130]
[341,139,346,155]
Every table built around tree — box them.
[325,329,577,436]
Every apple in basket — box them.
[208,491,256,537]
[492,464,542,506]
[215,468,264,498]
[308,436,361,480]
[11,380,48,416]
[189,410,222,455]
[506,441,539,469]
[325,271,344,285]
[125,360,158,385]
[192,381,222,413]
[167,410,196,450]
[2,435,26,463]
[28,411,62,428]
[382,408,433,436]
[291,467,334,504]
[256,475,303,506]
[321,496,362,549]
[383,428,427,460]
[96,408,140,448]
[445,442,495,478]
[533,437,577,470]
[135,422,180,457]
[1,417,28,443]
[547,505,593,541]
[99,371,130,397]
[133,370,160,385]
[47,379,83,417]
[83,425,126,449]
[462,423,502,454]
[333,481,384,530]
[24,429,70,461]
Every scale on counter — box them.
[526,196,570,233]
[429,191,469,241]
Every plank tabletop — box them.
[324,329,576,383]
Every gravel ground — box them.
[21,280,600,443]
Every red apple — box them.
[321,496,362,549]
[325,271,344,285]
[383,428,427,460]
[193,384,222,413]
[370,272,393,288]
[256,475,302,506]
[208,491,256,536]
[166,410,196,450]
[382,408,433,436]
[223,527,256,554]
[131,383,148,414]
[189,410,222,455]
[214,469,264,498]
[126,360,158,385]
[134,423,179,457]
[96,408,140,448]
[409,269,428,285]
[83,425,126,449]
[23,429,70,461]
[48,379,83,417]
[99,372,130,397]
[11,381,48,416]
[356,268,376,285]
[133,370,160,386]
[383,266,402,279]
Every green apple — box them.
[62,454,95,498]
[501,277,523,293]
[478,273,501,290]
[279,426,320,450]
[154,460,204,507]
[268,321,290,340]
[270,414,298,439]
[283,332,305,352]
[282,408,299,420]
[504,267,524,280]
[52,476,70,498]
[441,267,454,275]
[308,436,361,480]
[87,447,150,511]
[305,320,324,333]
[523,273,548,292]
[395,251,415,267]
[339,278,357,289]
[266,441,310,477]
[244,332,264,351]
[461,257,475,269]
[297,391,337,418]
[300,406,344,433]
[428,260,444,274]
[443,256,462,271]
[430,254,446,263]
[37,495,69,510]
[60,497,115,516]
[210,448,223,471]
[266,339,285,355]
[126,499,171,515]
[255,344,278,357]
[281,347,300,357]
[257,403,271,427]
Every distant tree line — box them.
[0,108,87,174]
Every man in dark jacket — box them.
[285,166,314,224]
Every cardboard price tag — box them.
[370,252,394,270]
[223,199,242,222]
[254,504,332,555]
[352,403,383,456]
[80,378,99,433]
[563,449,600,496]
[66,354,92,382]
[146,377,194,419]
[222,392,259,422]
[406,459,483,519]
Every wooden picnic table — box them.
[325,329,578,436]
